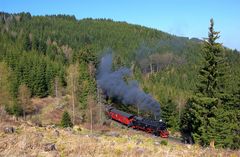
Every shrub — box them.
[160,140,168,146]
[61,111,73,128]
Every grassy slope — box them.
[1,97,239,157]
[0,118,239,157]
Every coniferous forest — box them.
[0,12,239,149]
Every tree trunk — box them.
[150,63,153,74]
[97,87,103,124]
[72,76,75,125]
[99,102,102,124]
[55,78,58,98]
[90,107,93,134]
[23,111,26,120]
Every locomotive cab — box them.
[132,116,169,138]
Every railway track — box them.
[110,118,184,145]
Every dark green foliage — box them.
[229,84,240,149]
[5,102,23,117]
[196,19,225,98]
[61,111,73,128]
[180,97,218,145]
[72,45,97,110]
[207,105,239,149]
[161,99,179,131]
[22,33,31,51]
[32,35,46,53]
[77,45,97,64]
[19,12,31,21]
[160,140,168,146]
[78,62,96,109]
[0,49,65,97]
[233,84,240,107]
[4,104,13,115]
[12,102,23,117]
[181,19,239,149]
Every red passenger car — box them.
[107,107,134,125]
[106,106,169,138]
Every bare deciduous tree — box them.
[18,84,31,120]
[53,77,63,98]
[87,95,100,133]
[87,95,95,134]
[67,63,79,125]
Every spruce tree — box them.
[197,18,224,98]
[32,35,39,51]
[233,83,240,107]
[22,33,32,51]
[230,83,240,149]
[12,102,23,118]
[180,19,237,148]
[33,61,47,97]
[61,111,73,128]
[161,99,179,131]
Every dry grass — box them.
[0,119,239,157]
[31,96,64,125]
[0,98,239,157]
[31,96,83,126]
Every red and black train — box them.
[106,106,169,138]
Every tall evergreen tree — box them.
[33,61,47,97]
[180,19,238,149]
[22,33,32,51]
[197,18,224,98]
[32,35,39,51]
[233,83,240,107]
[161,99,179,131]
[0,62,12,108]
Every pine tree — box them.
[33,61,47,97]
[38,39,47,54]
[22,33,32,51]
[181,96,218,145]
[32,35,39,51]
[12,102,23,119]
[180,19,237,148]
[0,62,12,108]
[229,83,240,149]
[197,18,224,98]
[233,83,240,107]
[161,99,179,131]
[61,111,73,128]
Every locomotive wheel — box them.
[153,131,160,136]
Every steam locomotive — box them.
[106,106,169,138]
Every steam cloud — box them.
[97,53,161,118]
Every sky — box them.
[1,0,240,50]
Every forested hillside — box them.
[0,12,239,149]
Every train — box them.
[106,106,169,138]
